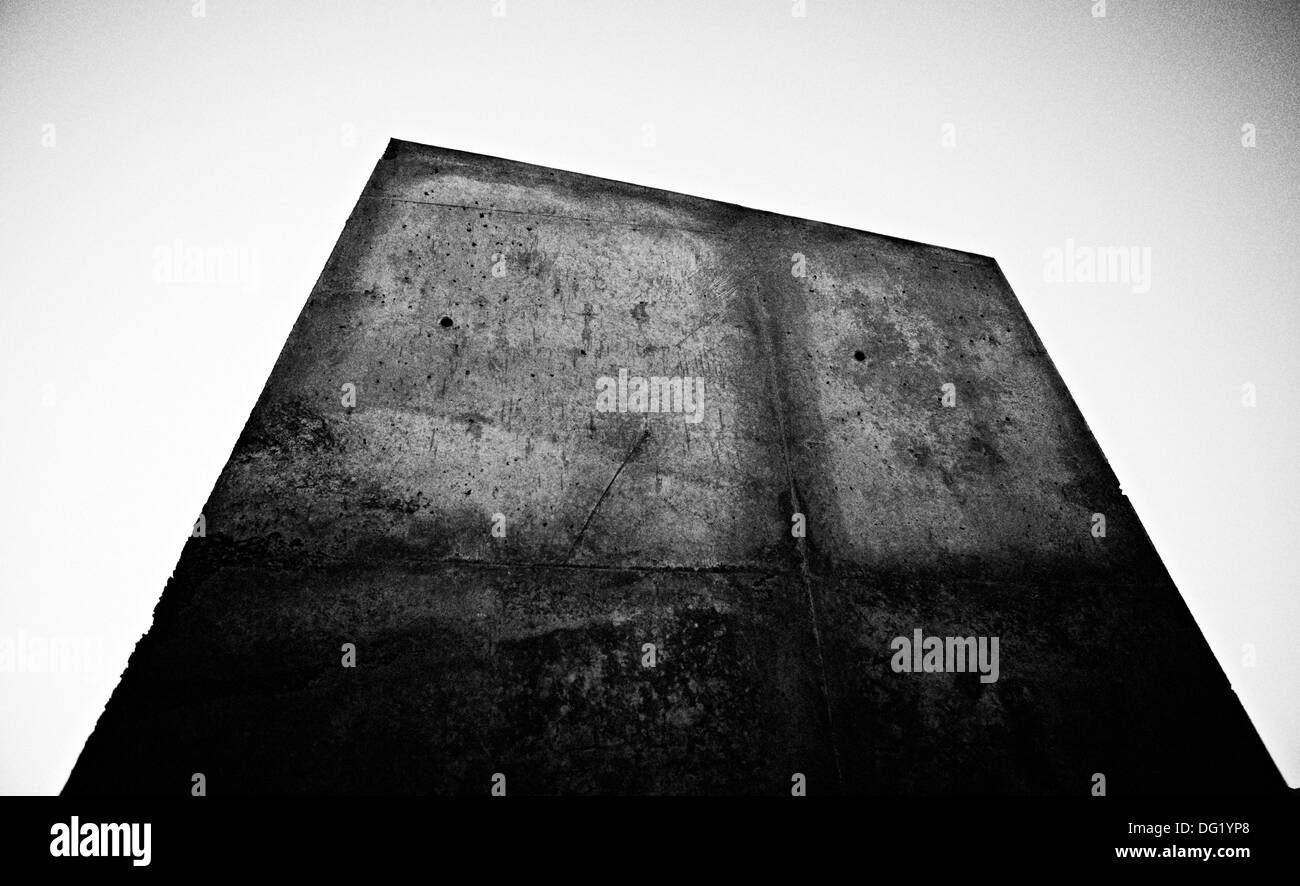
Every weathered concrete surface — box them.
[65,139,1282,795]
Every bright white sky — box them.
[1,0,1296,793]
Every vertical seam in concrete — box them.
[742,272,846,790]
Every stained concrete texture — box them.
[65,139,1282,795]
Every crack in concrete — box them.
[561,423,651,564]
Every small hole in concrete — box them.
[853,350,866,362]
[439,317,454,328]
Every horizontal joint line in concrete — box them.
[196,552,798,578]
[363,193,735,238]
[436,556,796,577]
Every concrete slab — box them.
[64,140,1282,795]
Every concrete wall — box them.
[65,139,1281,795]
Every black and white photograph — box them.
[0,0,1296,870]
